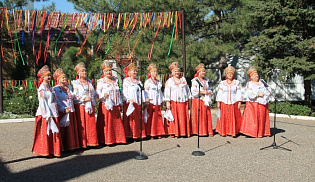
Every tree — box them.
[246,0,315,106]
[0,0,49,9]
[67,0,254,83]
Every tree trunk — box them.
[219,54,227,81]
[304,80,312,107]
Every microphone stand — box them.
[192,78,205,156]
[135,60,148,160]
[260,79,291,151]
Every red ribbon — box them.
[147,12,163,60]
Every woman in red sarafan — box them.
[122,62,147,140]
[144,63,165,139]
[96,61,126,145]
[53,68,80,151]
[164,62,191,138]
[72,62,98,148]
[190,63,213,136]
[216,65,243,137]
[240,66,271,138]
[32,65,63,157]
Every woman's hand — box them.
[166,101,171,109]
[217,102,220,108]
[84,96,91,102]
[65,107,70,113]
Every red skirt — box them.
[191,99,213,136]
[146,103,165,137]
[164,101,191,137]
[74,104,98,148]
[216,102,242,137]
[240,102,271,138]
[123,102,146,139]
[97,102,126,145]
[59,112,80,150]
[32,116,63,157]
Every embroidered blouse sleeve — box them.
[89,81,97,99]
[38,89,53,120]
[216,81,223,102]
[163,79,171,101]
[183,78,190,98]
[53,87,66,113]
[144,79,150,98]
[191,78,199,97]
[96,79,104,99]
[262,83,271,102]
[72,81,83,103]
[246,82,257,100]
[122,79,131,102]
[139,80,147,102]
[235,80,243,102]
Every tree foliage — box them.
[247,0,315,79]
[67,0,254,82]
[245,0,315,105]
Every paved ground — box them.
[0,115,314,182]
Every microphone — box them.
[260,79,269,87]
[137,83,144,90]
[195,78,203,87]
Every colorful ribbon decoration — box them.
[0,9,181,66]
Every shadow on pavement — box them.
[1,151,138,182]
[204,141,231,153]
[148,144,181,156]
[270,127,285,136]
[277,121,315,128]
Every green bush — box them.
[3,86,38,116]
[0,111,33,119]
[268,102,312,116]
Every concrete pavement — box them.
[0,115,314,182]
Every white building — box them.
[208,55,309,102]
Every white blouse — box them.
[53,85,75,113]
[36,83,59,119]
[144,78,164,105]
[245,81,270,105]
[97,77,122,106]
[164,77,190,103]
[72,79,97,106]
[216,80,242,105]
[122,77,147,105]
[191,77,211,99]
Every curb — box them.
[0,117,35,124]
[268,113,315,121]
[0,111,314,124]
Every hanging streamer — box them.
[167,13,176,60]
[54,13,69,57]
[147,12,163,60]
[4,9,18,63]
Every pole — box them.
[192,80,205,156]
[0,13,3,113]
[181,10,186,77]
[135,59,148,160]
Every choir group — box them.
[32,61,271,158]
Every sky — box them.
[34,0,77,13]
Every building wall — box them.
[208,55,309,102]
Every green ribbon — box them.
[14,37,17,64]
[105,30,117,54]
[29,81,33,90]
[167,14,176,60]
[118,77,122,89]
[14,30,25,65]
[54,13,69,57]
